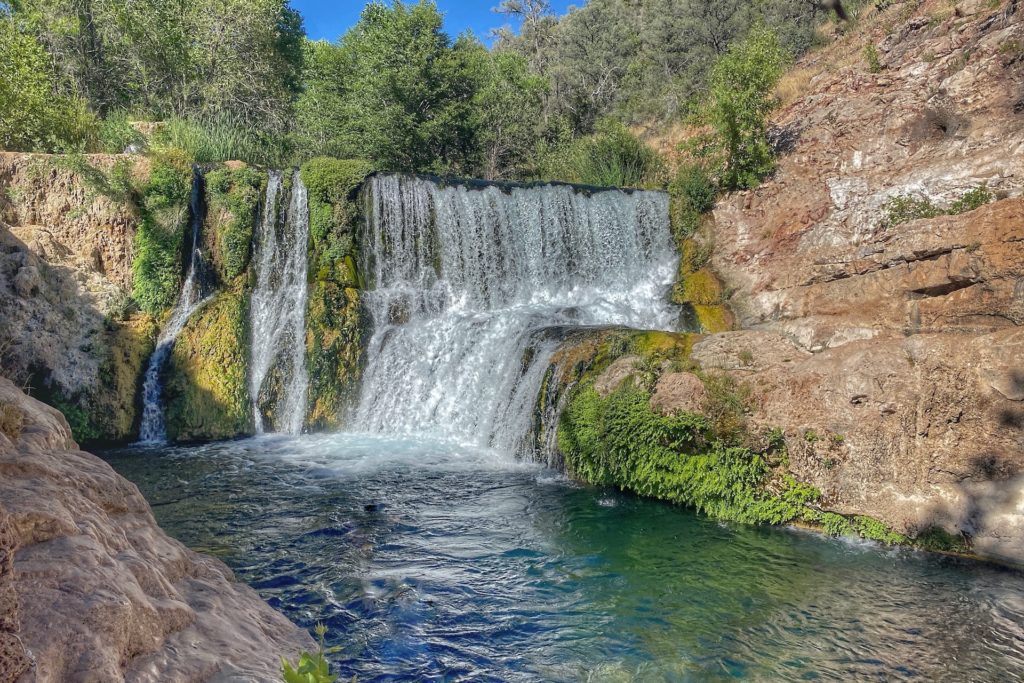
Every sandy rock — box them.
[650,372,706,415]
[0,377,314,682]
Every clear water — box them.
[104,435,1024,682]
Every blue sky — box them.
[294,0,578,43]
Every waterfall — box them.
[138,169,212,444]
[355,174,678,452]
[248,170,310,435]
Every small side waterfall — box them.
[248,170,310,434]
[354,174,677,451]
[138,169,212,444]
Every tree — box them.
[0,16,95,151]
[704,25,789,190]
[7,0,303,133]
[465,44,547,179]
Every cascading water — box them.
[138,169,212,444]
[355,174,678,452]
[248,170,310,435]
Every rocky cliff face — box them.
[704,0,1024,563]
[540,0,1024,564]
[0,153,157,444]
[0,376,314,681]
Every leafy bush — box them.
[669,162,717,239]
[864,44,883,73]
[703,26,790,190]
[301,157,374,254]
[537,119,665,188]
[155,116,291,167]
[282,623,336,683]
[881,194,942,228]
[883,185,994,228]
[949,185,993,215]
[205,167,263,280]
[557,382,819,525]
[0,18,97,152]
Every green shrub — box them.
[949,185,993,214]
[282,623,336,683]
[0,18,97,152]
[99,112,145,153]
[703,25,790,190]
[853,516,908,545]
[669,162,717,239]
[557,382,819,526]
[132,151,193,315]
[883,185,994,228]
[300,157,374,256]
[881,194,942,228]
[537,119,665,188]
[864,44,883,73]
[205,167,263,280]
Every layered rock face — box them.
[696,0,1024,561]
[0,377,314,681]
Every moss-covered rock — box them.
[540,329,920,548]
[164,283,252,441]
[299,158,374,429]
[204,165,263,283]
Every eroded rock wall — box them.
[0,153,157,444]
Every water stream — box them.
[104,436,1024,682]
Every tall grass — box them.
[536,119,665,188]
[155,117,291,167]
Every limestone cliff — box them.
[0,376,314,681]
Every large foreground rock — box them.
[0,377,314,682]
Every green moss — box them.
[913,526,972,554]
[205,165,263,281]
[678,268,723,306]
[298,157,374,429]
[164,284,253,441]
[693,304,733,333]
[132,150,193,315]
[306,285,364,430]
[300,157,374,249]
[853,516,910,546]
[557,381,821,526]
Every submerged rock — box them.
[0,376,313,681]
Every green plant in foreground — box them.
[282,623,337,683]
[864,44,883,73]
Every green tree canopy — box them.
[0,16,95,151]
